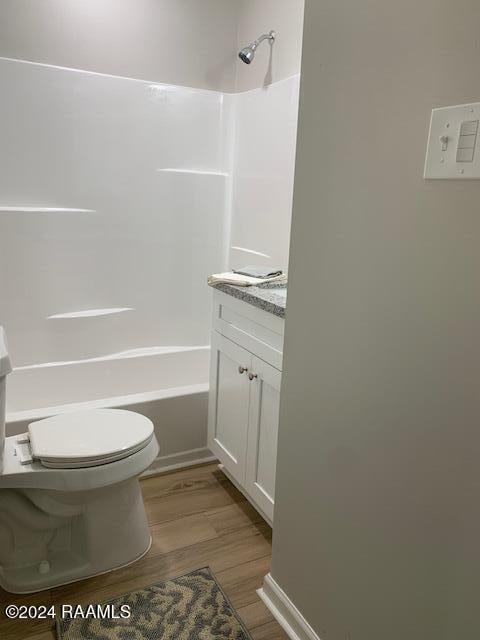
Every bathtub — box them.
[5,346,214,474]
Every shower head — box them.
[238,46,255,65]
[238,31,277,65]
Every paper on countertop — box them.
[233,266,283,279]
[207,272,287,287]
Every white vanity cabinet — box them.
[208,290,284,525]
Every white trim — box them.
[13,345,209,372]
[0,55,226,96]
[0,207,95,213]
[257,573,321,640]
[232,73,301,96]
[48,307,134,319]
[0,56,300,97]
[157,168,228,177]
[230,246,272,259]
[142,447,216,477]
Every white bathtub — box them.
[6,346,214,473]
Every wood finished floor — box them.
[0,463,288,640]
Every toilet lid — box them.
[28,409,154,467]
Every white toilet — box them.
[0,327,159,594]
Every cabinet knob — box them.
[248,372,258,381]
[238,366,248,374]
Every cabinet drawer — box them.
[212,291,284,370]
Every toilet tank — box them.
[0,327,12,474]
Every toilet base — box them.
[0,477,152,594]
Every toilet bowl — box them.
[0,328,159,594]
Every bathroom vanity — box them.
[208,284,286,525]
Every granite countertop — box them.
[210,282,287,318]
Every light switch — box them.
[457,134,476,149]
[424,103,480,179]
[456,147,475,163]
[455,120,478,163]
[459,120,479,136]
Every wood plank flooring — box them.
[0,463,288,640]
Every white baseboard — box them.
[141,447,216,477]
[258,573,321,640]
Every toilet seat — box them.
[27,409,154,469]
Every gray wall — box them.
[235,0,304,91]
[272,0,480,638]
[0,0,304,92]
[0,0,239,91]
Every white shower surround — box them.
[0,56,299,468]
[230,75,301,270]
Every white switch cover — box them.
[424,102,480,179]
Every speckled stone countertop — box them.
[210,282,287,318]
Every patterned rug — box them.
[56,567,252,640]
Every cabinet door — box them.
[208,333,252,484]
[246,356,281,522]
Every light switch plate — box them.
[424,102,480,179]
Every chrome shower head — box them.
[239,46,255,65]
[238,31,276,65]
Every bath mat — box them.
[56,567,253,640]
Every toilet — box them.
[0,327,159,594]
